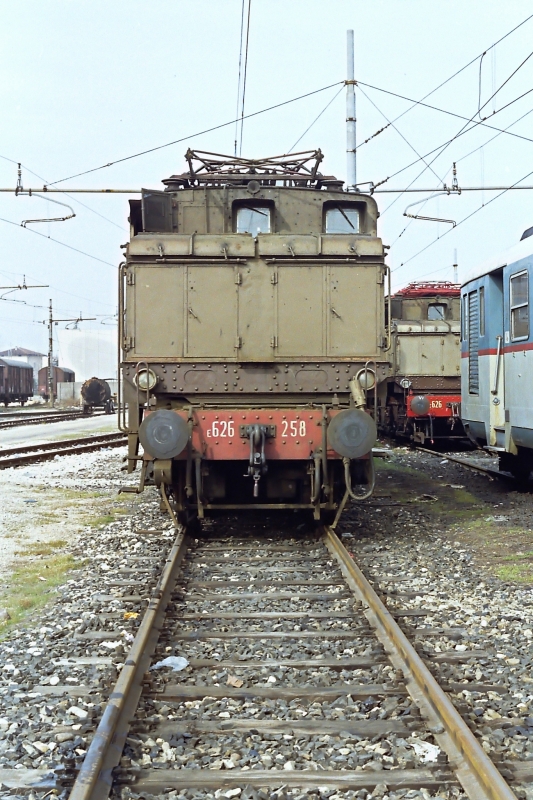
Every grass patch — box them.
[89,513,115,527]
[496,562,533,583]
[376,458,482,522]
[14,539,67,557]
[0,551,78,633]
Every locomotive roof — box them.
[0,357,33,369]
[394,281,460,298]
[162,148,345,191]
[463,233,533,286]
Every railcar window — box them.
[428,303,446,320]
[510,271,529,340]
[325,206,360,234]
[236,206,271,234]
[479,286,485,336]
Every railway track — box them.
[0,431,126,468]
[416,446,515,483]
[4,520,530,799]
[0,410,106,430]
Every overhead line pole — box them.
[346,30,356,191]
[43,302,96,406]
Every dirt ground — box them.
[349,448,533,585]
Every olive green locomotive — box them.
[119,150,390,523]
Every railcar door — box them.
[486,271,505,446]
[467,289,480,396]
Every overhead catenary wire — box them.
[354,12,533,153]
[288,86,344,153]
[393,165,533,272]
[387,104,533,250]
[379,77,533,218]
[46,80,343,188]
[233,0,246,157]
[357,85,442,184]
[238,0,252,157]
[0,154,127,231]
[0,215,115,268]
[355,80,533,151]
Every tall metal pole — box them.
[346,29,356,191]
[48,299,54,406]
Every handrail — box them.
[117,262,127,433]
[492,335,503,395]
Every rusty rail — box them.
[324,527,518,800]
[0,432,126,469]
[416,446,514,482]
[68,528,188,800]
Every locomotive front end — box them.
[119,150,390,523]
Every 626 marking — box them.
[206,420,235,438]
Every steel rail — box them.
[0,411,103,430]
[0,432,126,468]
[68,528,188,800]
[416,446,514,482]
[324,526,518,800]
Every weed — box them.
[0,552,77,634]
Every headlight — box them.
[410,395,430,415]
[139,410,189,459]
[327,408,377,459]
[134,368,158,391]
[355,368,376,390]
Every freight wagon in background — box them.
[384,282,463,445]
[119,149,391,523]
[462,227,533,480]
[38,365,75,400]
[0,358,33,405]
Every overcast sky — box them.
[1,0,533,356]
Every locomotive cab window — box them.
[235,205,271,234]
[428,303,446,321]
[325,204,360,234]
[510,270,529,340]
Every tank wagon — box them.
[384,282,462,444]
[462,227,533,479]
[119,150,390,522]
[80,377,115,414]
[0,358,33,405]
[38,365,75,400]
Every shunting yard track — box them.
[0,432,126,468]
[4,522,531,799]
[0,410,105,430]
[416,446,515,483]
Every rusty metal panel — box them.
[185,265,238,357]
[141,190,173,233]
[257,235,318,257]
[396,332,461,376]
[321,235,383,257]
[193,234,255,258]
[328,266,377,356]
[132,266,184,357]
[143,407,345,460]
[238,264,276,361]
[129,234,191,257]
[276,265,325,356]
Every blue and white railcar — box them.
[461,229,533,478]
